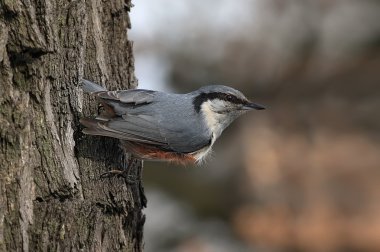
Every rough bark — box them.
[0,0,146,251]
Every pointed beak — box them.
[242,102,266,110]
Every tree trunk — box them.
[0,0,146,251]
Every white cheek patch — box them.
[201,100,218,133]
[200,100,227,139]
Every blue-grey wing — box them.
[81,114,169,147]
[82,79,155,105]
[96,89,156,105]
[82,79,157,114]
[82,112,210,153]
[82,80,165,145]
[94,89,157,116]
[159,121,211,153]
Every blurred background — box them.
[129,0,380,251]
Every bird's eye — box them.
[226,94,233,101]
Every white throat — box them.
[200,100,229,140]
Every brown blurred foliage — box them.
[166,1,380,251]
[134,0,380,251]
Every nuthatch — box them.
[80,79,265,164]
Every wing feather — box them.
[94,89,156,105]
[81,115,169,147]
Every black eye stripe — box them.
[224,94,240,103]
[193,92,247,113]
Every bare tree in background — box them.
[0,0,146,251]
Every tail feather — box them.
[80,118,107,135]
[80,117,126,140]
[80,118,114,137]
[79,118,100,128]
[82,79,107,93]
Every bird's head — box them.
[192,85,265,138]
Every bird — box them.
[80,79,265,165]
